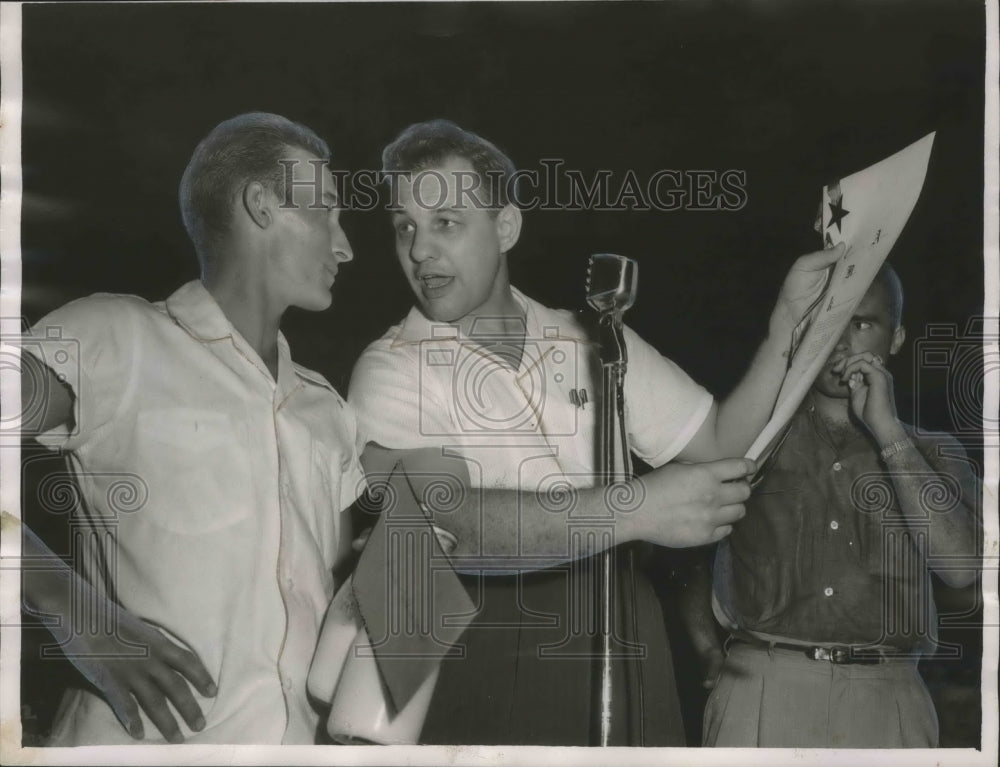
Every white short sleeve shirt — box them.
[350,287,712,498]
[26,281,365,745]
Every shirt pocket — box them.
[311,436,365,563]
[310,440,339,562]
[735,468,806,558]
[134,408,254,535]
[753,467,807,496]
[849,470,906,569]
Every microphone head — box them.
[586,253,638,314]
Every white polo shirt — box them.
[350,286,711,505]
[27,281,365,745]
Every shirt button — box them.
[832,462,842,471]
[823,586,834,597]
[830,520,840,531]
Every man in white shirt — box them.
[348,119,843,744]
[20,112,363,744]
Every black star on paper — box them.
[827,198,850,233]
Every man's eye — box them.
[437,218,458,229]
[395,221,414,236]
[855,320,873,330]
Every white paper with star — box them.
[747,132,936,462]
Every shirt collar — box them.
[164,280,236,342]
[391,286,588,347]
[164,280,298,394]
[798,398,884,460]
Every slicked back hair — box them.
[179,112,330,266]
[381,119,517,213]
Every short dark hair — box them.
[872,262,904,330]
[179,112,330,263]
[381,119,517,211]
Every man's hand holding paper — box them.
[769,243,845,340]
[746,132,937,461]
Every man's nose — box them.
[331,225,353,263]
[408,228,436,263]
[833,327,850,350]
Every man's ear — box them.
[495,204,522,253]
[889,325,906,356]
[242,181,272,229]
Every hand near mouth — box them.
[836,352,900,441]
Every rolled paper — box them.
[326,636,441,745]
[307,577,361,703]
[325,523,461,745]
[351,463,475,714]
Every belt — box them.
[729,635,899,665]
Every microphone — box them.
[586,253,638,316]
[586,254,638,367]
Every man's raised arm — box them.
[679,244,845,461]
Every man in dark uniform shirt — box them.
[695,265,979,747]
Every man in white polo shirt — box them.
[20,112,362,744]
[348,119,844,744]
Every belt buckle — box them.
[828,647,851,664]
[808,646,849,663]
[808,646,831,662]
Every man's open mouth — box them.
[418,275,453,290]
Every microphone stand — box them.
[586,254,637,747]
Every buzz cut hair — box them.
[179,112,330,265]
[381,119,518,212]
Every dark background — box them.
[17,0,987,748]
